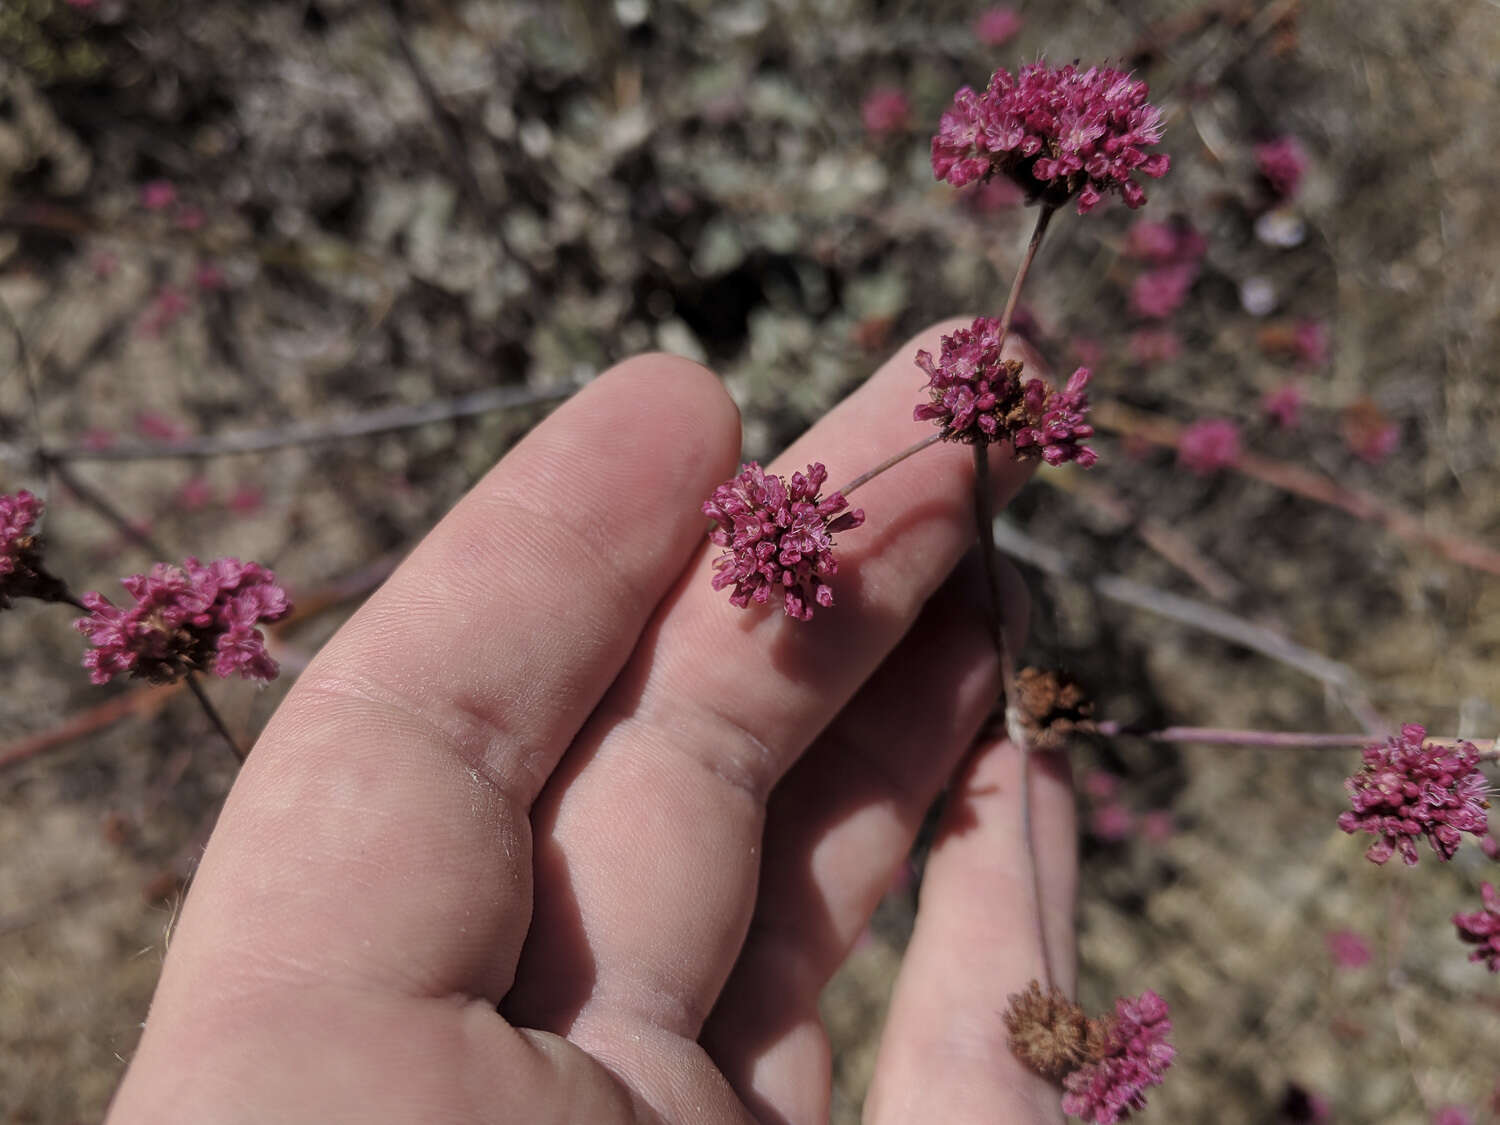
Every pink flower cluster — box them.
[931,62,1170,213]
[861,88,911,135]
[1338,724,1490,866]
[1130,264,1196,320]
[1176,418,1241,475]
[1124,219,1206,265]
[1,491,44,589]
[1262,382,1303,429]
[1061,990,1175,1124]
[914,317,1097,466]
[973,6,1023,46]
[703,463,864,621]
[0,490,61,608]
[1255,135,1308,200]
[1452,882,1500,972]
[76,557,292,685]
[1125,217,1204,321]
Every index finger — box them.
[138,354,742,1011]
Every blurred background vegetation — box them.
[2,1,1497,1121]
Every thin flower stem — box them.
[1092,721,1497,757]
[974,204,1059,993]
[836,432,944,497]
[185,674,247,763]
[994,204,1056,352]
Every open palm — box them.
[107,321,1077,1125]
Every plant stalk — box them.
[186,674,248,763]
[835,432,945,498]
[976,203,1057,991]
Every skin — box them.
[107,320,1078,1125]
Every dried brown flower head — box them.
[1014,667,1096,751]
[1003,980,1109,1081]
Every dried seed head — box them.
[1014,667,1096,751]
[1003,980,1109,1081]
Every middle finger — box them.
[505,321,1042,1073]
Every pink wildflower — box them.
[1130,263,1197,320]
[1090,803,1135,842]
[1453,882,1500,972]
[1262,382,1303,429]
[75,557,292,685]
[1433,1107,1476,1125]
[1061,990,1175,1124]
[1255,135,1308,200]
[1324,929,1372,969]
[140,180,178,211]
[1338,724,1489,866]
[1,491,61,608]
[1176,419,1241,475]
[973,6,1023,46]
[702,463,864,621]
[861,87,911,136]
[1127,327,1181,365]
[931,62,1170,214]
[914,317,1097,465]
[1124,218,1206,264]
[1293,318,1329,368]
[1483,833,1499,860]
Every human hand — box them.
[106,321,1079,1125]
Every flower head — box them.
[861,87,911,135]
[1255,135,1308,200]
[1176,418,1241,475]
[931,62,1170,214]
[1324,928,1372,969]
[1060,990,1176,1124]
[140,179,178,211]
[973,6,1023,46]
[1003,981,1108,1081]
[1338,724,1490,866]
[1125,218,1206,264]
[2,490,44,584]
[1130,263,1197,320]
[76,557,292,685]
[1,490,68,608]
[1262,382,1304,429]
[914,318,1097,465]
[703,463,863,621]
[1453,882,1500,972]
